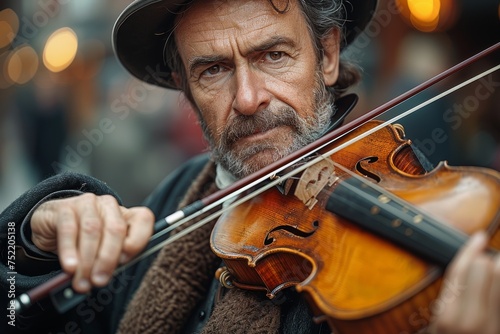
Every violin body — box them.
[211,120,500,334]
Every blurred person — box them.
[1,1,499,334]
[15,80,68,181]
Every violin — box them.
[211,119,500,333]
[14,43,500,334]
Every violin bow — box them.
[14,41,499,315]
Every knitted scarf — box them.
[117,160,281,333]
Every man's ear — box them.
[321,28,340,86]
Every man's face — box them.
[175,0,340,178]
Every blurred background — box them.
[0,0,498,211]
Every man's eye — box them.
[267,51,283,61]
[203,65,221,76]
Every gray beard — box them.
[201,79,335,179]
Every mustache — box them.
[222,107,301,146]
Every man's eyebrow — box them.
[250,36,297,53]
[188,36,296,75]
[188,55,226,75]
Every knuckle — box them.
[105,220,127,236]
[78,193,98,204]
[137,207,155,223]
[58,218,77,235]
[59,203,78,219]
[31,209,52,229]
[80,218,102,236]
[32,201,63,224]
[100,194,119,206]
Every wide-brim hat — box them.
[112,0,378,89]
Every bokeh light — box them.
[0,51,14,89]
[408,0,440,30]
[43,27,78,72]
[6,45,39,85]
[397,0,458,32]
[0,8,19,49]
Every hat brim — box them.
[112,0,377,89]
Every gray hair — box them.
[165,0,361,103]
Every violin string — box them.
[150,65,500,240]
[147,65,500,241]
[317,64,500,162]
[158,43,498,231]
[115,62,500,272]
[17,48,499,311]
[30,62,500,294]
[148,162,309,243]
[324,160,469,240]
[151,52,500,240]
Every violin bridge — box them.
[294,159,338,210]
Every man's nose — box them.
[231,66,270,116]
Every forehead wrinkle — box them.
[182,26,272,71]
[176,0,310,73]
[183,16,289,64]
[176,0,292,43]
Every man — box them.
[1,0,499,333]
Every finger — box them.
[73,194,103,293]
[454,256,492,330]
[119,206,154,263]
[56,207,79,274]
[30,201,58,252]
[433,232,489,328]
[446,232,488,281]
[90,195,128,287]
[486,253,500,334]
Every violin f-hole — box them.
[264,220,319,245]
[355,156,381,183]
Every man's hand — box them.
[428,232,500,334]
[30,193,155,293]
